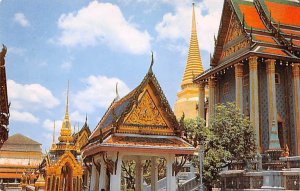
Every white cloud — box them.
[155,1,222,53]
[8,80,60,110]
[56,1,151,54]
[10,109,39,123]
[60,61,72,71]
[14,13,30,27]
[73,75,130,112]
[43,119,63,132]
[70,111,86,123]
[8,46,26,56]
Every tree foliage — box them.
[184,102,256,189]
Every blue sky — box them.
[0,0,222,150]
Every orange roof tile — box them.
[293,40,300,47]
[265,1,300,27]
[239,4,267,30]
[253,35,276,44]
[281,29,300,36]
[261,47,288,56]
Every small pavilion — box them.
[82,60,195,191]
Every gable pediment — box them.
[117,83,174,135]
[220,12,249,61]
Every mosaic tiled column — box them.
[89,159,97,191]
[135,157,143,191]
[249,56,260,151]
[166,154,176,191]
[208,78,216,125]
[265,59,279,148]
[235,63,243,112]
[99,158,107,190]
[151,157,158,191]
[110,153,122,191]
[198,81,206,119]
[292,63,300,154]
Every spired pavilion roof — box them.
[83,64,195,158]
[196,0,300,81]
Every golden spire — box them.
[58,82,74,143]
[181,3,204,88]
[52,121,56,144]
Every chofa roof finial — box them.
[148,51,154,74]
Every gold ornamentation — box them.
[292,64,300,78]
[235,63,243,78]
[125,91,166,126]
[249,56,258,71]
[266,59,276,74]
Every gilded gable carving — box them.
[221,15,249,60]
[225,14,243,44]
[125,91,166,126]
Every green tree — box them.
[184,102,256,190]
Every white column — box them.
[135,157,143,191]
[99,157,107,190]
[110,153,122,191]
[89,159,97,191]
[166,154,176,191]
[151,157,158,191]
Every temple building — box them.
[174,3,206,119]
[82,60,195,191]
[39,87,83,191]
[194,0,300,156]
[73,117,91,189]
[0,45,9,148]
[0,133,42,184]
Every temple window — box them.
[275,73,280,85]
[243,75,249,86]
[223,82,229,95]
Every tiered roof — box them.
[197,0,300,80]
[83,64,195,158]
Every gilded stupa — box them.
[174,3,205,119]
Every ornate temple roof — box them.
[195,0,300,81]
[89,66,180,142]
[181,3,204,88]
[83,61,195,158]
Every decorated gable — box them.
[220,6,250,61]
[118,81,175,136]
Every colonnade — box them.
[198,57,300,154]
[89,153,177,191]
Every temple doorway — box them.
[61,163,73,191]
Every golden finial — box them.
[148,51,154,74]
[52,121,56,144]
[65,81,69,119]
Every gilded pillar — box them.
[208,78,216,125]
[198,81,205,119]
[266,59,279,147]
[292,63,300,154]
[235,63,243,111]
[249,56,260,151]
